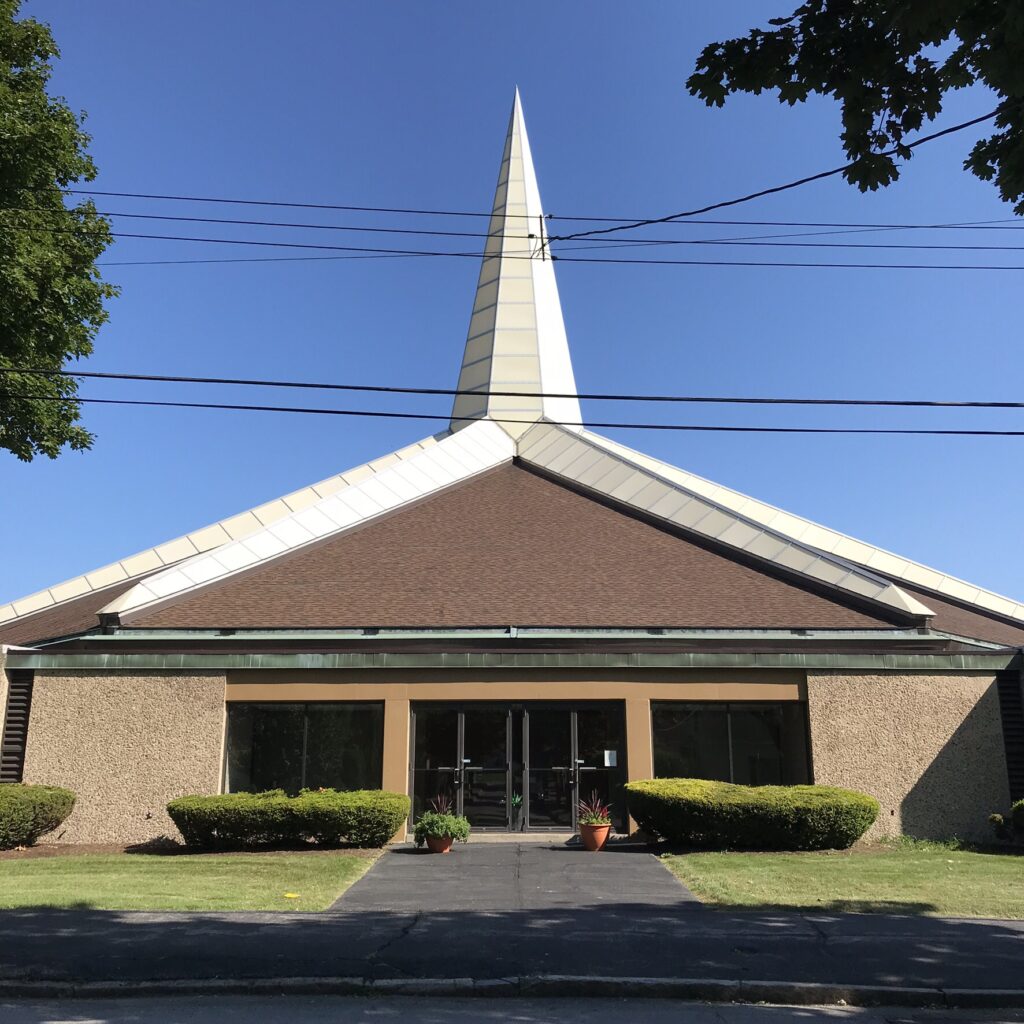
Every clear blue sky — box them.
[4,1,1023,604]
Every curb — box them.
[1,975,1024,1008]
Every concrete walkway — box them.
[1,843,1022,1005]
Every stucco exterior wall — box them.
[0,649,8,749]
[22,672,226,844]
[807,672,1010,841]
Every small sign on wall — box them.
[603,750,617,767]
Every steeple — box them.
[450,90,582,437]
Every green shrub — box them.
[0,784,76,850]
[167,789,409,850]
[990,799,1024,844]
[413,811,471,847]
[625,778,879,851]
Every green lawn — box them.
[662,841,1024,919]
[0,851,377,912]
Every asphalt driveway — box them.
[1,842,1022,1001]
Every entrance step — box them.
[403,831,575,844]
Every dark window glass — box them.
[652,702,809,786]
[305,704,384,791]
[226,703,383,795]
[729,706,783,785]
[652,704,730,781]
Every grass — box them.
[0,851,377,912]
[662,839,1024,919]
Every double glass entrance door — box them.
[410,703,625,832]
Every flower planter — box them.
[426,835,454,854]
[579,822,611,852]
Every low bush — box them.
[0,784,76,850]
[989,798,1024,844]
[167,789,410,851]
[625,778,879,851]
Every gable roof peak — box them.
[450,90,582,438]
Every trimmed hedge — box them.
[167,789,410,850]
[625,778,879,851]
[0,784,76,850]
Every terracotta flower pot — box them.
[579,823,611,852]
[426,835,454,854]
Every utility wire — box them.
[549,109,1003,243]
[10,208,1024,253]
[18,226,1024,271]
[5,367,1024,410]
[4,391,1024,435]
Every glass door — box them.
[461,708,511,828]
[410,705,511,830]
[524,708,574,829]
[524,705,627,832]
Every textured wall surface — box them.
[807,672,1010,841]
[0,650,7,755]
[22,672,225,844]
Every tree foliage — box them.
[687,1,1024,212]
[0,0,116,460]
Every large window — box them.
[652,702,810,786]
[225,702,384,794]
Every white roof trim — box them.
[578,429,1024,625]
[102,420,514,620]
[517,422,934,621]
[0,433,447,628]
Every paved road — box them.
[3,996,1024,1024]
[0,844,1022,994]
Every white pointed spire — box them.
[450,90,582,437]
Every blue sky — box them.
[4,1,1023,604]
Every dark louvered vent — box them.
[1,670,34,783]
[996,670,1024,802]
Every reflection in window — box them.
[226,703,384,794]
[652,702,809,786]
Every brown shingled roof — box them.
[0,576,139,648]
[127,464,903,631]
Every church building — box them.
[2,93,1022,844]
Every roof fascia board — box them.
[7,651,1016,672]
[517,422,934,622]
[0,431,448,629]
[102,420,515,621]
[580,428,1024,625]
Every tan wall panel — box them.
[225,668,803,704]
[807,672,1010,842]
[382,698,411,795]
[22,672,226,844]
[625,697,653,781]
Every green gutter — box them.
[6,651,1019,672]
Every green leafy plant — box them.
[578,790,612,826]
[0,784,76,849]
[413,811,471,848]
[166,789,409,851]
[510,793,523,809]
[625,778,879,851]
[989,798,1024,844]
[686,0,1024,213]
[1,0,119,460]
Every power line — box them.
[4,390,1024,435]
[12,208,1024,253]
[21,226,1024,271]
[5,367,1024,409]
[45,191,1022,233]
[549,109,1003,243]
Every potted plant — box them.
[577,790,613,851]
[510,792,523,831]
[414,793,471,853]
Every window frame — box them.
[650,699,812,786]
[223,700,385,795]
